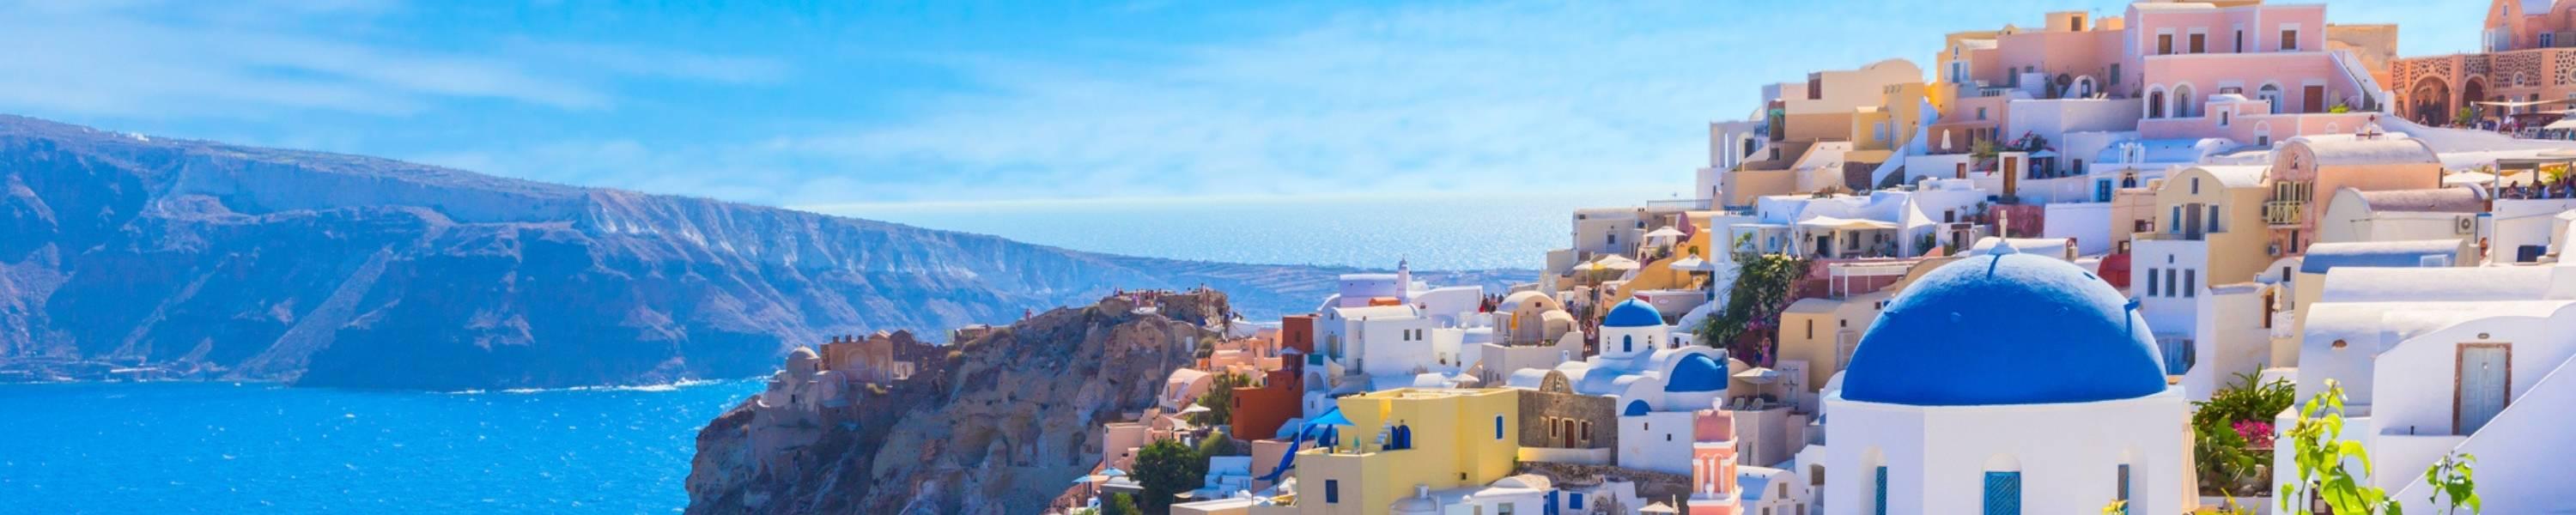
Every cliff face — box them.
[685,292,1215,515]
[0,115,1521,390]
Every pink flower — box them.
[2233,421,2275,448]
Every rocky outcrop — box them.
[0,115,1524,390]
[685,291,1215,515]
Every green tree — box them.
[1132,439,1206,515]
[1695,233,1812,365]
[1194,429,1246,457]
[2422,451,2480,514]
[1193,373,1251,427]
[1102,493,1142,515]
[2279,380,2400,514]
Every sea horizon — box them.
[799,188,1684,271]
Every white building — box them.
[1824,245,2190,515]
[2278,227,2576,512]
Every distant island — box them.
[0,115,1525,391]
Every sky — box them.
[0,0,2487,210]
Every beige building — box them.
[2259,136,2445,257]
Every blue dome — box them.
[1623,399,1651,416]
[1839,247,2167,406]
[1663,354,1728,392]
[1602,299,1663,328]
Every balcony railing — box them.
[2263,200,2306,227]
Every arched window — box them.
[1623,335,1634,353]
[2258,84,2283,114]
[2147,88,2167,118]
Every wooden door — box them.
[2456,343,2512,434]
[2304,85,2327,112]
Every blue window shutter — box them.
[1326,480,1340,503]
[1494,415,1505,439]
[1874,466,1889,515]
[1571,493,1584,510]
[1984,471,2022,515]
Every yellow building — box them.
[1285,388,1521,515]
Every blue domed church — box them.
[1505,298,1731,476]
[1821,245,2189,515]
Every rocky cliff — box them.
[684,291,1215,515]
[0,115,1521,390]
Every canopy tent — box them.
[1795,215,1902,231]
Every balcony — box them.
[2263,200,2305,227]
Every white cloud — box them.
[0,0,785,118]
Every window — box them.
[2146,268,2159,296]
[1327,480,1340,503]
[1580,421,1592,440]
[2281,29,2299,51]
[2184,270,2197,298]
[1571,494,1585,510]
[2548,33,2559,49]
[2107,64,2121,87]
[2165,270,2178,297]
[2191,178,2201,195]
[2170,207,2183,232]
[2158,33,2174,55]
[1623,335,1634,353]
[2207,205,2221,233]
[1806,320,1814,339]
[1498,504,1516,515]
[2235,30,2245,52]
[2190,33,2207,53]
[1494,415,1505,439]
[1549,417,1560,437]
[1978,107,1989,121]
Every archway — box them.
[2409,76,2452,125]
[2257,83,2284,114]
[2147,87,2168,118]
[2172,84,2198,118]
[2463,76,2489,124]
[2074,76,2098,98]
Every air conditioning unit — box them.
[2455,215,2477,235]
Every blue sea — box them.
[811,189,1677,270]
[0,381,764,514]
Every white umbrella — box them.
[1668,256,1711,271]
[1733,367,1782,385]
[1591,255,1642,271]
[1176,404,1212,415]
[1643,227,1686,239]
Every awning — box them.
[1733,367,1783,385]
[2546,118,2576,130]
[2475,99,2572,108]
[1308,408,1355,427]
[1643,227,1686,239]
[1796,215,1901,231]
